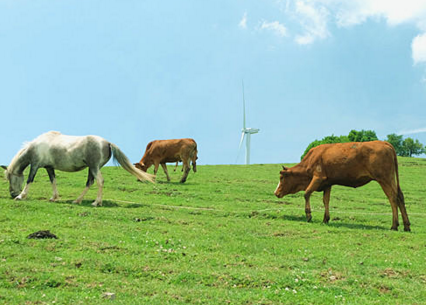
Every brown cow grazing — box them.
[134,138,197,183]
[274,141,410,231]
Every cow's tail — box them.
[191,143,198,173]
[110,143,155,183]
[391,144,404,205]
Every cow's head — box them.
[134,162,147,172]
[274,166,305,198]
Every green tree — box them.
[301,135,349,160]
[385,133,404,156]
[403,137,425,157]
[348,129,378,142]
[301,129,378,160]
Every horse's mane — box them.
[6,142,30,177]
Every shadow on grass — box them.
[280,214,307,222]
[326,221,387,231]
[266,212,388,231]
[124,203,150,209]
[154,181,194,186]
[58,200,119,208]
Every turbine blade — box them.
[242,80,246,129]
[235,132,246,164]
[238,132,245,150]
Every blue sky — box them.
[1,0,426,165]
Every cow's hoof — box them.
[404,227,411,232]
[390,226,398,231]
[306,215,312,222]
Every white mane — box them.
[5,145,28,177]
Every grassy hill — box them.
[0,158,425,304]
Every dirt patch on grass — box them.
[27,230,58,239]
[381,268,410,279]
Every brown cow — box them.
[274,141,410,231]
[134,138,198,183]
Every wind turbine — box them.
[238,82,259,165]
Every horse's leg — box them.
[15,165,39,200]
[73,169,94,204]
[161,163,171,182]
[46,166,59,202]
[92,170,104,207]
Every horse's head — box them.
[2,166,24,198]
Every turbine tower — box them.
[238,82,259,165]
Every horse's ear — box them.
[282,166,288,171]
[1,165,7,170]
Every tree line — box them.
[301,129,425,160]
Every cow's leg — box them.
[378,181,399,231]
[180,159,191,183]
[153,162,160,175]
[322,187,331,223]
[46,167,59,202]
[192,157,197,173]
[73,169,95,204]
[161,163,171,182]
[173,162,178,172]
[303,177,323,222]
[15,165,39,200]
[396,186,411,232]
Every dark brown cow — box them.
[274,141,410,231]
[134,138,198,183]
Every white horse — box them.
[2,131,155,206]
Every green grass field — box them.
[1,158,425,304]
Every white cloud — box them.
[283,0,426,62]
[239,12,247,29]
[412,33,426,64]
[323,0,426,29]
[259,20,288,37]
[399,127,426,135]
[294,0,329,45]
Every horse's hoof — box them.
[92,201,102,207]
[72,200,81,204]
[404,227,411,232]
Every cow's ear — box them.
[1,165,7,170]
[282,166,288,171]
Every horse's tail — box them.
[110,144,155,183]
